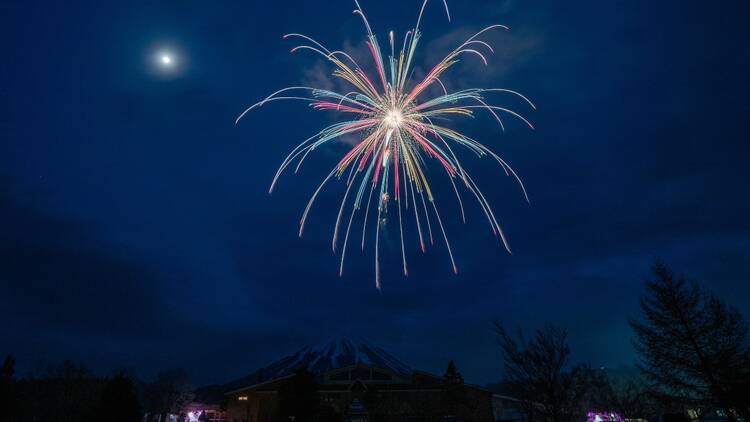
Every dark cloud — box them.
[0,175,172,372]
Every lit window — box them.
[238,395,248,401]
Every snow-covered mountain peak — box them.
[226,337,412,390]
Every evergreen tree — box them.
[276,367,319,422]
[0,355,19,422]
[96,371,142,422]
[443,360,464,385]
[1,355,15,379]
[441,360,469,419]
[630,261,750,421]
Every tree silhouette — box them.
[96,371,142,422]
[276,367,319,422]
[443,360,464,385]
[585,368,657,420]
[495,322,589,422]
[441,360,474,420]
[630,261,750,421]
[31,360,101,422]
[0,355,19,421]
[1,355,15,379]
[144,368,195,418]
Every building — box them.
[492,395,526,422]
[225,363,501,422]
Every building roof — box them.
[225,373,296,395]
[226,363,496,397]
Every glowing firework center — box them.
[385,109,403,128]
[237,0,536,288]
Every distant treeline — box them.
[0,360,193,422]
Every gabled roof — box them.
[224,373,295,395]
[348,379,369,392]
[492,393,525,403]
[324,362,410,377]
[411,369,494,393]
[227,363,414,395]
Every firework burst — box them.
[237,0,535,289]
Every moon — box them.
[155,50,177,71]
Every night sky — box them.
[2,0,749,387]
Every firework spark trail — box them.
[237,0,535,289]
